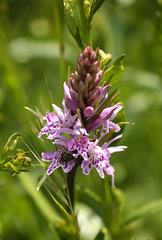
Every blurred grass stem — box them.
[53,0,65,100]
[19,173,61,221]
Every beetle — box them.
[60,152,74,162]
[60,151,84,165]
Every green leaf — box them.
[0,133,21,164]
[101,54,125,86]
[45,185,70,219]
[25,106,44,119]
[83,187,101,203]
[76,184,104,219]
[114,98,125,120]
[123,198,162,226]
[94,228,107,240]
[98,129,115,147]
[42,173,69,210]
[99,49,112,69]
[94,88,120,116]
[89,0,106,22]
[78,0,92,46]
[37,172,48,191]
[63,0,83,48]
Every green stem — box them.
[67,166,83,240]
[102,176,113,233]
[78,0,92,47]
[67,164,78,211]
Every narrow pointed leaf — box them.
[78,0,91,46]
[64,0,83,48]
[98,129,115,147]
[25,106,44,119]
[76,185,105,219]
[123,198,162,225]
[43,174,69,207]
[23,141,69,209]
[94,88,120,116]
[99,49,112,69]
[45,185,70,219]
[37,172,48,191]
[89,0,106,22]
[101,54,125,86]
[113,98,126,135]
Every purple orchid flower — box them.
[38,46,127,186]
[41,147,75,175]
[81,135,127,186]
[38,100,77,140]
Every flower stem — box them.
[67,164,78,211]
[67,165,83,240]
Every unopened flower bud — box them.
[84,107,94,117]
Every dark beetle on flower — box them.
[60,152,74,162]
[60,152,83,165]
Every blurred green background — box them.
[0,0,162,239]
